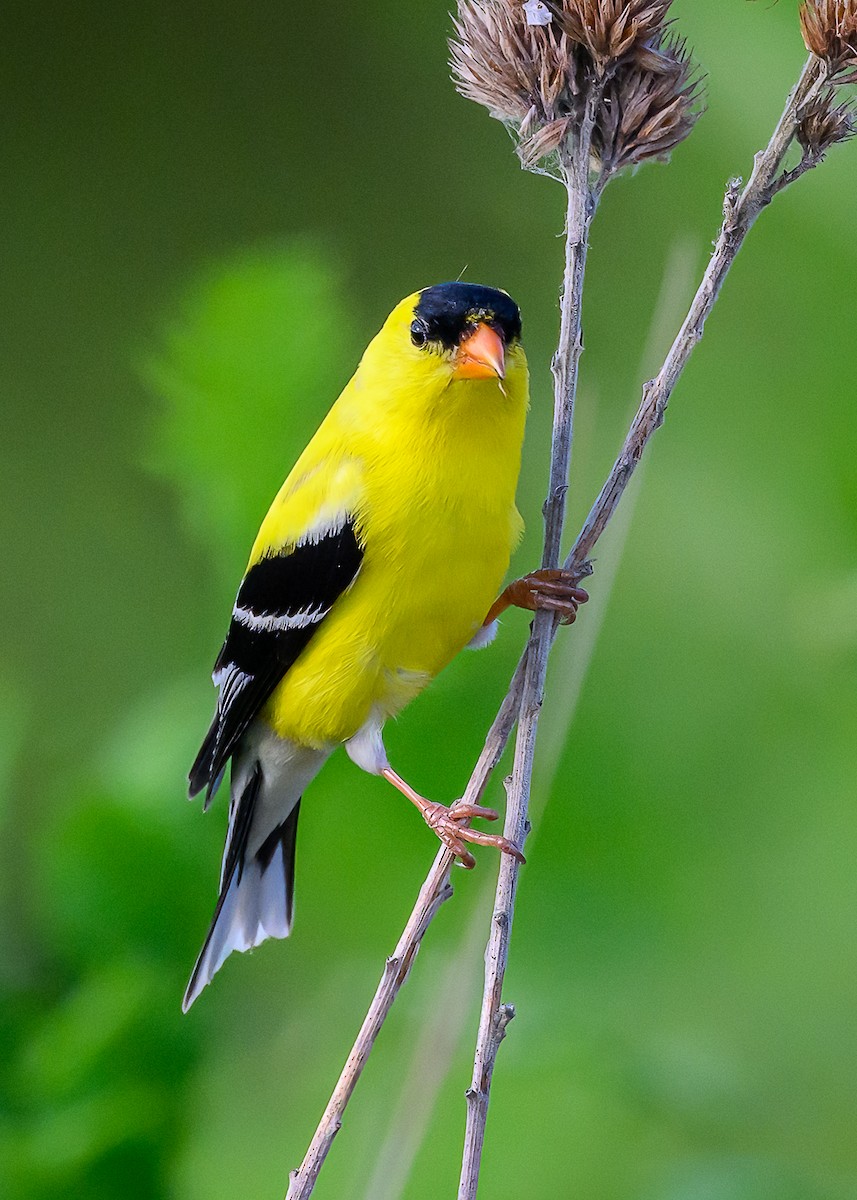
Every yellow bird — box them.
[184,282,587,1009]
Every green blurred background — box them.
[2,2,856,1197]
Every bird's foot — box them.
[380,766,524,869]
[421,799,526,870]
[503,569,589,625]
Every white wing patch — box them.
[232,602,330,633]
[212,665,253,704]
[295,507,350,548]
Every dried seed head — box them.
[592,33,702,173]
[560,0,674,67]
[797,89,857,153]
[450,1,699,172]
[450,0,574,126]
[800,1,857,81]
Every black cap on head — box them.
[412,282,522,351]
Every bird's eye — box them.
[410,321,428,348]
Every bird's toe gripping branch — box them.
[380,767,525,869]
[486,568,590,627]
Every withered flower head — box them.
[450,0,573,127]
[560,0,674,68]
[591,33,702,172]
[800,0,857,81]
[450,0,699,172]
[797,89,857,153]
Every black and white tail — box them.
[183,731,329,1011]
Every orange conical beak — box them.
[452,323,506,380]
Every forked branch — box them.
[459,49,833,1200]
[283,13,852,1196]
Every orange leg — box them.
[484,569,589,627]
[380,766,525,870]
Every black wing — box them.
[188,517,363,803]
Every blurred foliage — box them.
[3,1,857,1199]
[145,244,359,584]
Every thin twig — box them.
[284,658,526,1200]
[533,236,700,812]
[457,53,828,1200]
[359,247,686,1193]
[458,94,601,1199]
[358,245,698,1200]
[567,54,827,575]
[769,148,824,197]
[358,903,489,1200]
[282,51,831,1200]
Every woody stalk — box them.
[284,3,857,1197]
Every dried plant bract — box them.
[592,34,702,172]
[560,0,673,68]
[450,0,571,127]
[797,89,857,153]
[800,0,857,81]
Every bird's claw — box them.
[422,800,525,870]
[505,569,589,625]
[446,801,500,824]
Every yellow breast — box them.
[261,317,529,748]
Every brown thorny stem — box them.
[284,52,827,1200]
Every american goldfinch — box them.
[184,282,587,1010]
